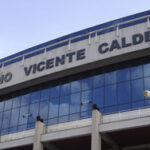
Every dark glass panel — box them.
[70,113,80,121]
[70,93,80,114]
[71,80,81,93]
[132,101,144,109]
[131,65,143,79]
[93,74,104,88]
[131,79,144,101]
[59,116,68,123]
[39,101,49,120]
[81,77,92,90]
[60,83,70,96]
[50,86,60,98]
[10,108,19,127]
[21,94,30,106]
[143,63,150,77]
[117,68,130,82]
[31,91,40,103]
[19,106,29,125]
[59,96,70,116]
[81,90,92,111]
[93,87,104,109]
[4,99,12,111]
[104,106,117,114]
[48,118,58,125]
[118,104,131,111]
[105,71,116,85]
[49,98,59,118]
[105,85,117,106]
[13,97,20,108]
[41,89,50,101]
[28,103,39,123]
[118,82,131,104]
[0,101,4,112]
[2,111,11,129]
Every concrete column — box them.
[33,117,45,150]
[91,104,102,150]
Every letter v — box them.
[24,65,33,76]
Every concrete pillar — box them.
[33,117,45,150]
[91,104,102,150]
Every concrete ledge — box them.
[0,136,34,150]
[41,126,91,142]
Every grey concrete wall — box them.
[0,22,150,94]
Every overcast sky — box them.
[0,0,150,59]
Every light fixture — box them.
[144,90,150,97]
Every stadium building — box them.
[0,10,150,150]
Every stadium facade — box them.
[0,10,150,150]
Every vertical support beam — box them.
[33,117,45,150]
[91,104,102,150]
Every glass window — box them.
[81,111,92,119]
[105,85,117,106]
[21,94,30,106]
[13,97,20,108]
[93,87,104,109]
[2,111,11,129]
[0,101,4,112]
[117,68,130,82]
[131,65,143,79]
[105,71,116,85]
[0,112,2,129]
[144,63,150,77]
[132,101,144,109]
[93,74,104,88]
[104,106,117,114]
[118,104,131,112]
[144,77,150,100]
[49,98,59,118]
[60,83,70,96]
[50,86,60,98]
[70,93,80,114]
[28,103,39,123]
[4,99,12,111]
[59,96,70,116]
[41,89,50,101]
[118,82,131,104]
[81,77,92,90]
[19,106,29,125]
[131,79,144,101]
[59,116,68,123]
[31,91,40,103]
[48,118,58,125]
[70,113,80,121]
[10,108,19,127]
[39,101,49,120]
[71,80,81,93]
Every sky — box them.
[0,0,150,59]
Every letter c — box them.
[98,43,109,54]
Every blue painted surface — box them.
[0,10,150,67]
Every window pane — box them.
[131,65,143,79]
[105,85,117,106]
[93,74,104,88]
[81,90,92,111]
[50,86,60,98]
[39,101,49,120]
[144,63,150,77]
[118,104,131,112]
[82,77,92,90]
[118,82,131,104]
[59,96,70,116]
[13,97,20,108]
[49,98,59,118]
[104,106,117,114]
[2,111,11,129]
[28,103,39,123]
[132,101,144,109]
[93,87,104,109]
[19,106,29,125]
[144,77,150,100]
[131,79,144,101]
[60,83,70,96]
[41,89,49,101]
[71,80,81,93]
[31,91,40,103]
[0,101,4,112]
[4,99,12,110]
[105,71,116,85]
[0,112,2,129]
[10,108,19,127]
[70,93,80,114]
[21,94,30,106]
[117,68,130,82]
